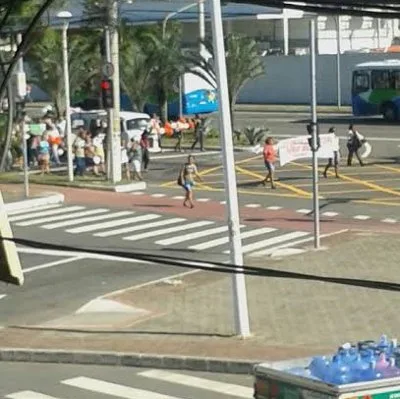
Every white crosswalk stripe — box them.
[189,227,276,251]
[9,206,85,222]
[41,211,132,230]
[123,220,214,241]
[156,225,230,245]
[94,217,185,237]
[7,204,62,216]
[6,391,60,399]
[62,376,185,399]
[66,214,160,234]
[139,369,253,398]
[15,209,108,227]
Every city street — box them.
[0,362,253,398]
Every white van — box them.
[71,109,150,142]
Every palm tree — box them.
[141,23,187,122]
[119,24,154,112]
[26,29,99,116]
[188,33,265,125]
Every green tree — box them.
[26,29,99,116]
[141,23,188,122]
[188,33,265,125]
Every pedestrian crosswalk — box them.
[5,369,253,398]
[8,204,312,257]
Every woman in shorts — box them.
[262,137,276,189]
[179,155,202,208]
[128,139,143,181]
[38,133,50,175]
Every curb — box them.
[4,193,65,213]
[0,348,312,374]
[0,348,258,374]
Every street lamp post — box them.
[57,11,74,182]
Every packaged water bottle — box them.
[388,339,398,357]
[325,355,351,385]
[309,356,329,380]
[382,358,400,379]
[351,354,370,383]
[359,360,383,382]
[287,367,319,380]
[378,335,389,354]
[376,352,389,370]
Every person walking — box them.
[92,132,105,175]
[179,155,202,208]
[323,126,340,178]
[347,124,365,166]
[262,137,277,189]
[190,114,204,151]
[128,139,143,181]
[140,130,150,172]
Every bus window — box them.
[352,71,369,93]
[371,70,391,89]
[392,70,400,89]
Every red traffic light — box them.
[101,80,111,90]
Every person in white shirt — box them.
[323,126,340,178]
[347,124,365,167]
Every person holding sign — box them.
[262,137,277,190]
[323,127,340,179]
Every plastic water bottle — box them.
[378,335,389,354]
[351,354,370,382]
[359,360,383,382]
[309,356,329,380]
[376,352,389,370]
[388,339,398,356]
[325,355,351,385]
[382,358,400,379]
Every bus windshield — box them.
[352,71,370,94]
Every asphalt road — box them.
[146,112,400,221]
[0,362,253,399]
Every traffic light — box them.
[101,79,114,109]
[306,122,321,152]
[0,191,24,285]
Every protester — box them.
[74,129,86,176]
[178,154,203,208]
[262,137,277,189]
[128,139,143,181]
[323,126,340,178]
[140,130,150,172]
[190,114,204,151]
[347,124,365,166]
[38,132,50,175]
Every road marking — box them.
[172,196,185,199]
[296,209,311,214]
[376,165,400,174]
[15,209,109,227]
[354,215,371,220]
[40,211,132,229]
[139,369,252,398]
[382,218,397,223]
[354,199,400,207]
[322,211,339,217]
[94,217,185,237]
[23,256,83,274]
[190,227,275,251]
[17,247,148,264]
[235,165,312,198]
[220,200,226,204]
[6,391,60,399]
[236,231,310,254]
[152,150,219,160]
[123,220,214,241]
[267,206,282,210]
[151,193,166,198]
[197,198,211,202]
[245,203,261,208]
[7,204,61,216]
[0,294,6,300]
[65,214,160,234]
[62,376,185,399]
[156,225,229,245]
[9,206,85,222]
[292,161,400,198]
[130,191,144,195]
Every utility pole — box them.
[108,0,121,183]
[198,0,206,56]
[310,19,320,249]
[104,26,113,180]
[336,15,342,108]
[210,0,250,338]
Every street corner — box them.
[4,191,64,213]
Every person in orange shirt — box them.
[262,137,276,189]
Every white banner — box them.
[278,134,338,166]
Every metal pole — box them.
[336,15,342,108]
[198,0,206,56]
[21,112,29,198]
[310,18,320,250]
[377,18,382,48]
[178,75,183,118]
[283,13,289,55]
[109,0,122,183]
[210,0,250,338]
[104,26,113,180]
[61,21,74,182]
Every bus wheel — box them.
[382,103,397,122]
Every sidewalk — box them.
[1,231,399,372]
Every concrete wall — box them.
[237,53,400,105]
